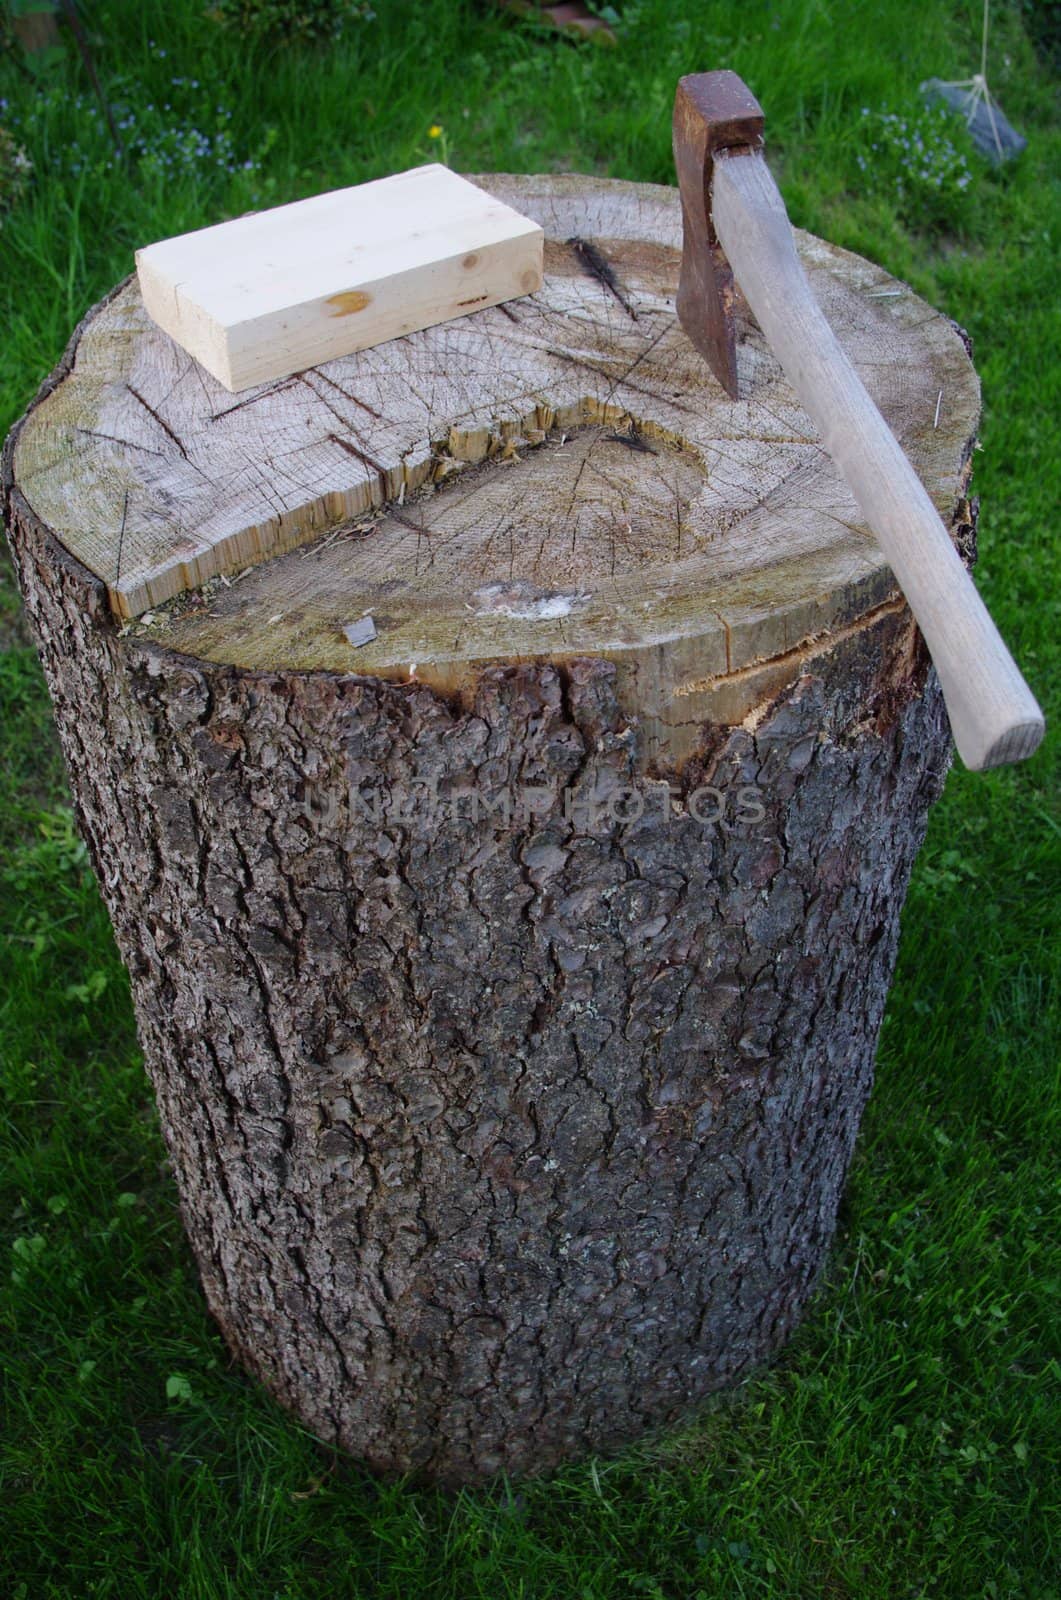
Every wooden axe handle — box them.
[712,149,1043,771]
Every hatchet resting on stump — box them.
[672,69,1044,771]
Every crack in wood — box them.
[126,383,190,460]
[567,236,640,322]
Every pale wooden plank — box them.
[134,164,544,393]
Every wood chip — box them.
[342,614,378,648]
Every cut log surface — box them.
[14,174,977,758]
[4,175,976,1483]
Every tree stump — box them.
[3,175,977,1483]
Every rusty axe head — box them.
[672,70,764,398]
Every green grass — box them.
[1,1,1058,1595]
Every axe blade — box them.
[672,70,764,397]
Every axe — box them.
[672,70,1043,771]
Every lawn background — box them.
[0,1,1058,1595]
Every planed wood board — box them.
[135,164,544,392]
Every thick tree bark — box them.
[3,176,974,1482]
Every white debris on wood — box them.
[473,580,590,621]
